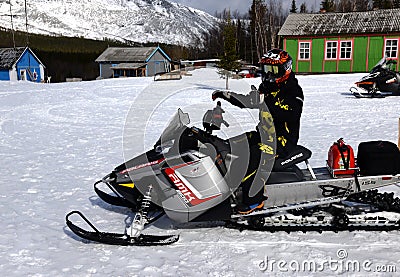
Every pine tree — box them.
[290,0,297,13]
[355,0,370,11]
[321,0,335,12]
[218,11,241,89]
[300,2,308,13]
[373,0,383,9]
[382,0,393,8]
[373,0,394,9]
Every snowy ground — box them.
[0,68,399,276]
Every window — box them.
[385,39,398,58]
[325,40,352,60]
[298,42,310,60]
[340,41,352,59]
[325,41,338,59]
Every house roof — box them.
[0,47,45,70]
[0,47,25,69]
[278,9,400,37]
[95,46,170,63]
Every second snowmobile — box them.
[351,56,400,98]
[66,102,400,246]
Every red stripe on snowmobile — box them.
[164,167,221,206]
[356,81,374,85]
[119,158,165,174]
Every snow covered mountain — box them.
[0,0,218,46]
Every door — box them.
[20,69,27,81]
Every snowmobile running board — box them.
[66,211,179,246]
[231,196,346,219]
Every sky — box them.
[169,0,322,16]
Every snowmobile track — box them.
[229,189,400,233]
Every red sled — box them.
[327,138,358,177]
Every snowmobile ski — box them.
[352,91,385,98]
[66,211,179,246]
[350,87,385,98]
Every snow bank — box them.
[0,69,399,276]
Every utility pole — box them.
[9,0,16,50]
[24,0,29,46]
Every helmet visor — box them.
[263,65,279,75]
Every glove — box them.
[212,90,231,101]
[260,81,279,95]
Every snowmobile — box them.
[351,56,400,98]
[66,102,400,246]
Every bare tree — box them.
[336,0,354,12]
[266,0,286,49]
[250,0,268,60]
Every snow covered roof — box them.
[0,47,25,69]
[95,47,159,63]
[0,47,45,70]
[278,9,400,37]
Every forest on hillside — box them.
[1,0,399,82]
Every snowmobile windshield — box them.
[155,108,190,148]
[371,57,388,72]
[377,57,386,67]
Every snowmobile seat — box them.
[266,165,305,184]
[274,145,312,170]
[267,145,313,184]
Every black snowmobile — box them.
[351,56,400,98]
[66,101,400,246]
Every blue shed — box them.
[0,47,45,82]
